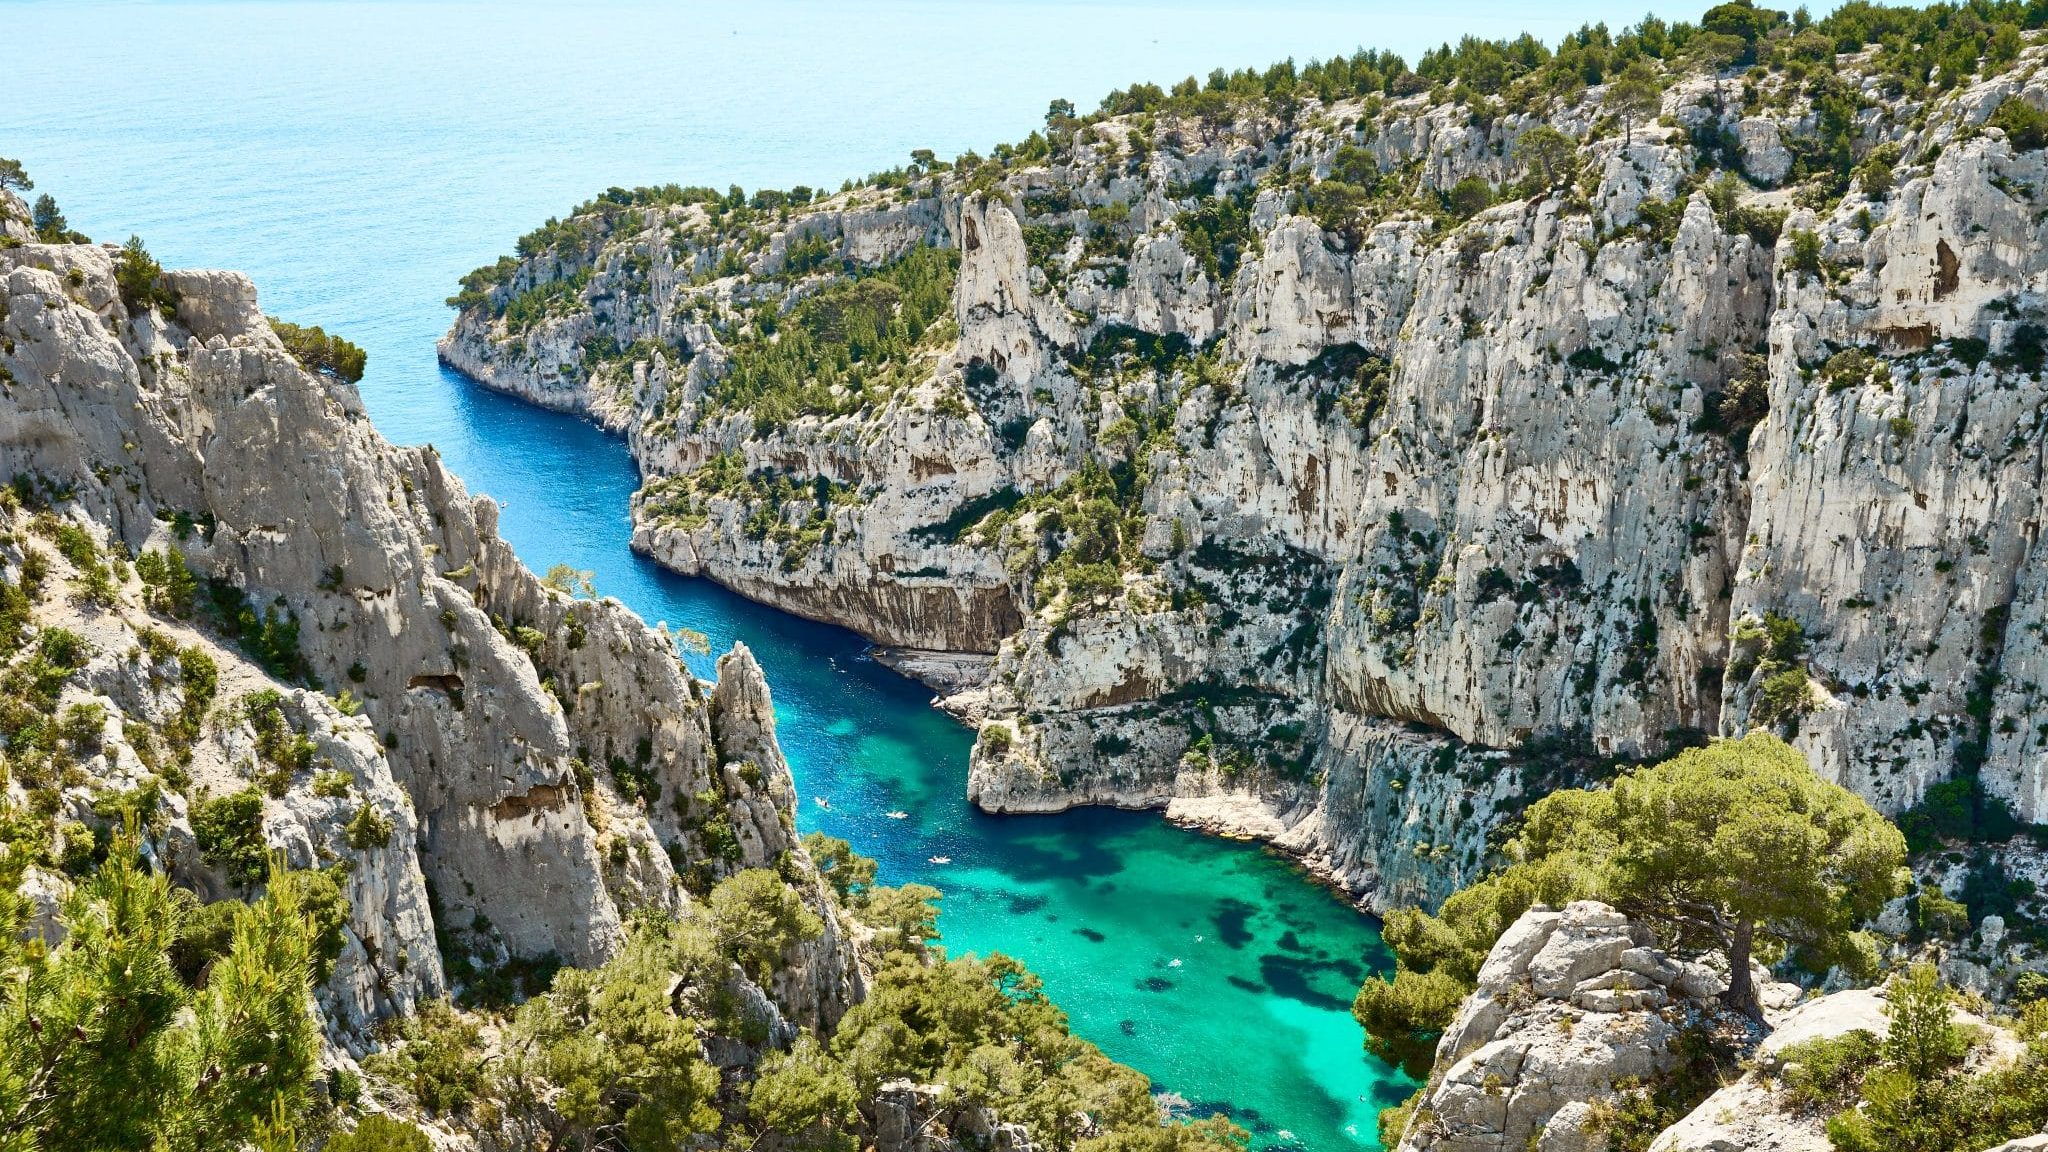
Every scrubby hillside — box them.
[445,0,2048,922]
[0,181,1238,1151]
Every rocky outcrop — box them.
[1394,901,2044,1152]
[1393,901,1763,1152]
[868,1081,1041,1152]
[0,237,855,1044]
[444,34,2048,913]
[1645,990,1893,1152]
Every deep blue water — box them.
[4,1,1742,1145]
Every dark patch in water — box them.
[1277,930,1309,953]
[1213,898,1256,949]
[1120,1019,1138,1036]
[1138,976,1175,992]
[1007,893,1049,915]
[1202,1104,1270,1134]
[1258,954,1353,1011]
[997,842,1120,883]
[1073,927,1106,943]
[1226,974,1264,993]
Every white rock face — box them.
[1395,901,1759,1152]
[442,47,2048,911]
[0,242,855,1044]
[1398,904,2041,1152]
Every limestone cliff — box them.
[1385,900,2045,1152]
[444,22,2048,911]
[0,216,856,1047]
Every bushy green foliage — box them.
[31,193,86,243]
[326,1114,435,1152]
[491,923,725,1149]
[169,896,242,986]
[1353,852,1594,1077]
[1901,775,2021,856]
[1821,965,2048,1152]
[834,951,1225,1150]
[1780,1028,1882,1112]
[1753,666,1816,726]
[1606,61,1664,143]
[205,579,306,682]
[268,318,368,383]
[0,828,320,1151]
[745,1036,862,1151]
[1174,188,1255,280]
[1990,96,2048,150]
[1790,230,1824,280]
[194,788,270,887]
[115,235,178,314]
[346,802,395,851]
[1356,733,1904,1083]
[245,689,317,783]
[1513,125,1577,189]
[803,831,877,902]
[707,868,825,984]
[365,999,486,1117]
[136,547,199,616]
[802,832,941,955]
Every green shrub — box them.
[271,867,352,980]
[706,869,823,985]
[169,896,241,986]
[345,803,394,851]
[363,999,484,1117]
[193,788,268,887]
[0,830,320,1149]
[1779,1029,1880,1111]
[1356,733,1903,1071]
[326,1114,433,1152]
[1753,666,1815,726]
[1989,97,2048,151]
[135,548,198,616]
[114,236,177,313]
[1789,229,1822,279]
[1824,965,2048,1152]
[268,318,368,384]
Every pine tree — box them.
[0,826,322,1152]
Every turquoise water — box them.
[6,2,1713,1144]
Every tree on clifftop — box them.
[1355,732,1906,1075]
[1522,732,1906,1021]
[1605,60,1663,145]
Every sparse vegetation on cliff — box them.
[270,318,368,383]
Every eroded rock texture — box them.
[443,46,2048,909]
[0,222,857,1048]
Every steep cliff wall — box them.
[444,26,2048,909]
[0,218,857,1046]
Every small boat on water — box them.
[928,855,951,865]
[886,810,909,819]
[813,797,830,810]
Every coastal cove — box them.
[0,0,1687,1146]
[431,367,1411,1148]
